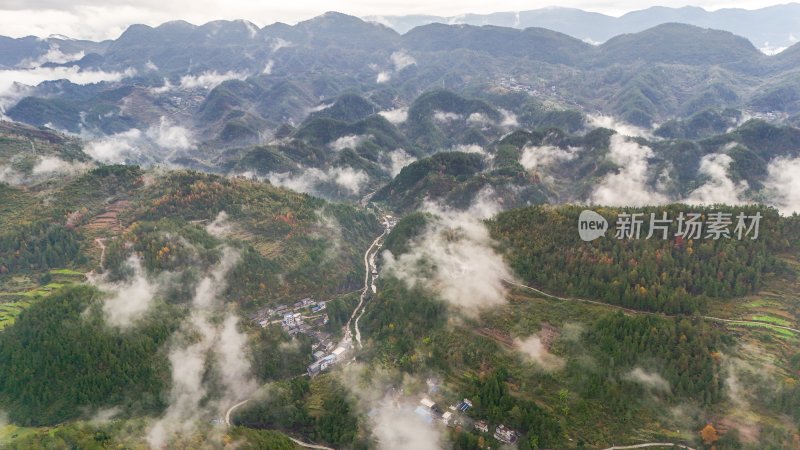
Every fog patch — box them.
[590,135,669,206]
[97,256,159,329]
[32,156,92,175]
[379,107,408,124]
[90,407,121,425]
[387,149,417,177]
[147,247,257,448]
[383,188,513,316]
[262,59,274,75]
[84,117,194,164]
[205,211,232,238]
[0,66,135,111]
[520,145,579,171]
[587,114,652,138]
[514,334,565,372]
[267,166,369,196]
[763,156,800,215]
[19,44,85,68]
[146,117,194,150]
[330,134,370,151]
[684,153,747,206]
[373,403,445,450]
[268,37,292,52]
[376,71,391,83]
[433,111,460,123]
[84,128,142,163]
[467,112,491,125]
[499,109,518,128]
[178,70,247,90]
[624,367,671,392]
[391,50,416,71]
[449,144,487,156]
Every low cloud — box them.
[379,107,408,124]
[387,148,417,177]
[146,117,194,150]
[262,59,274,75]
[590,134,669,206]
[763,156,800,215]
[683,153,747,206]
[84,128,142,163]
[178,70,248,90]
[0,66,135,113]
[449,144,488,157]
[31,156,92,175]
[390,50,416,71]
[587,114,652,138]
[520,145,579,171]
[383,189,513,316]
[376,71,391,83]
[205,211,232,238]
[624,367,671,392]
[372,403,445,450]
[148,247,257,448]
[268,37,292,52]
[99,255,159,328]
[19,44,85,69]
[267,166,369,196]
[433,111,460,123]
[330,134,370,151]
[499,109,518,128]
[84,116,194,164]
[514,334,565,372]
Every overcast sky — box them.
[0,0,791,41]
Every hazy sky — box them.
[0,0,792,40]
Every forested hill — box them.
[489,204,798,314]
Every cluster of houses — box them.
[414,397,519,445]
[307,344,348,376]
[251,298,329,337]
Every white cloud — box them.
[387,148,417,176]
[587,114,652,138]
[467,112,490,125]
[683,153,747,206]
[514,334,565,372]
[262,59,274,74]
[763,156,800,215]
[376,71,391,83]
[330,134,370,151]
[147,247,256,448]
[0,66,135,113]
[84,116,193,164]
[499,108,518,128]
[590,134,669,206]
[383,189,512,316]
[520,145,579,171]
[379,107,408,124]
[433,111,460,123]
[98,255,158,328]
[371,403,444,450]
[146,117,194,150]
[84,128,142,163]
[267,166,369,196]
[19,44,85,69]
[268,37,292,52]
[178,70,247,90]
[390,50,416,71]
[449,143,488,157]
[205,210,232,238]
[624,367,671,392]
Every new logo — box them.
[578,210,608,242]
